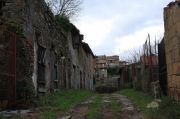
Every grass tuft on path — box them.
[109,97,122,113]
[87,95,102,119]
[87,94,122,119]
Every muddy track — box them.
[112,93,143,119]
[0,94,143,119]
[69,93,143,119]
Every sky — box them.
[74,0,172,59]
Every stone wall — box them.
[0,0,95,99]
[164,2,180,101]
[67,29,95,90]
[1,0,67,94]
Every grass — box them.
[110,97,122,113]
[120,89,153,113]
[87,95,102,119]
[120,88,180,119]
[87,94,122,119]
[37,89,94,119]
[39,111,56,119]
[157,97,180,119]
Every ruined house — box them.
[0,0,95,108]
[94,55,121,82]
[66,26,95,90]
[94,55,108,81]
[164,1,180,101]
[106,55,120,68]
[119,54,159,95]
[119,62,141,89]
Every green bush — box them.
[158,97,180,119]
[55,15,78,32]
[107,67,120,76]
[95,83,117,93]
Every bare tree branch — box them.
[46,0,82,20]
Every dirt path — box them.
[71,104,88,119]
[69,93,143,119]
[0,93,143,119]
[112,93,143,119]
[67,96,96,119]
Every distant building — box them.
[106,55,120,68]
[94,55,121,81]
[94,55,108,81]
[119,61,128,67]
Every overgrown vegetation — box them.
[87,94,122,119]
[4,20,23,34]
[107,67,120,76]
[37,90,93,119]
[87,95,102,119]
[108,97,122,113]
[157,97,180,119]
[95,83,117,93]
[120,89,153,112]
[16,38,35,107]
[120,89,180,119]
[55,15,71,31]
[55,15,79,33]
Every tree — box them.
[46,0,82,20]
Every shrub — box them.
[158,97,180,119]
[55,15,74,31]
[95,83,117,93]
[107,67,120,76]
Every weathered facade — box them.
[0,0,69,94]
[94,55,108,81]
[94,55,121,81]
[164,1,180,101]
[119,55,159,96]
[66,28,95,90]
[0,0,95,108]
[106,55,120,68]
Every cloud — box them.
[76,16,117,50]
[75,0,171,56]
[113,24,164,59]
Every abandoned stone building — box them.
[66,29,95,90]
[94,55,120,81]
[164,1,180,101]
[94,55,108,81]
[106,55,120,68]
[0,0,95,108]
